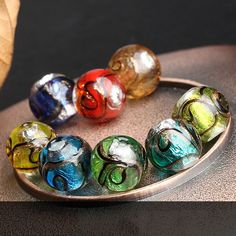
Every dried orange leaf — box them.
[0,0,20,87]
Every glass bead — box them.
[73,69,126,122]
[29,73,76,126]
[91,135,147,192]
[172,86,230,142]
[108,44,161,99]
[145,119,202,174]
[6,121,56,169]
[39,135,92,192]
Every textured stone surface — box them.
[0,45,236,201]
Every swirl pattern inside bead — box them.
[172,86,230,142]
[6,121,56,169]
[39,135,92,191]
[108,44,161,99]
[145,119,202,173]
[29,73,76,126]
[74,69,126,122]
[91,135,147,192]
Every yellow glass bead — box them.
[108,44,161,99]
[6,121,56,169]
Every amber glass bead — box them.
[108,44,161,99]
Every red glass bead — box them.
[74,69,126,122]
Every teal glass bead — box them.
[145,119,202,174]
[91,135,147,192]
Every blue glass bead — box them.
[39,135,92,191]
[29,73,76,126]
[145,119,202,174]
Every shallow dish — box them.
[14,77,233,201]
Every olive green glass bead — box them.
[172,86,230,142]
[6,121,56,169]
[91,135,147,192]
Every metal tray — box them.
[14,77,233,201]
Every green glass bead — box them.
[91,135,147,192]
[172,86,230,142]
[6,121,56,169]
[145,119,202,174]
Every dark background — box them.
[0,0,236,110]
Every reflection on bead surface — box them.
[74,69,126,122]
[91,135,147,192]
[172,86,230,142]
[145,119,202,174]
[6,121,56,169]
[39,135,92,191]
[108,44,161,99]
[29,73,76,126]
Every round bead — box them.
[108,44,161,99]
[145,119,202,174]
[6,121,56,169]
[91,135,147,192]
[73,69,126,122]
[29,73,76,126]
[172,86,230,142]
[39,135,92,192]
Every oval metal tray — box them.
[14,77,233,201]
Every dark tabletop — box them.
[0,0,236,110]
